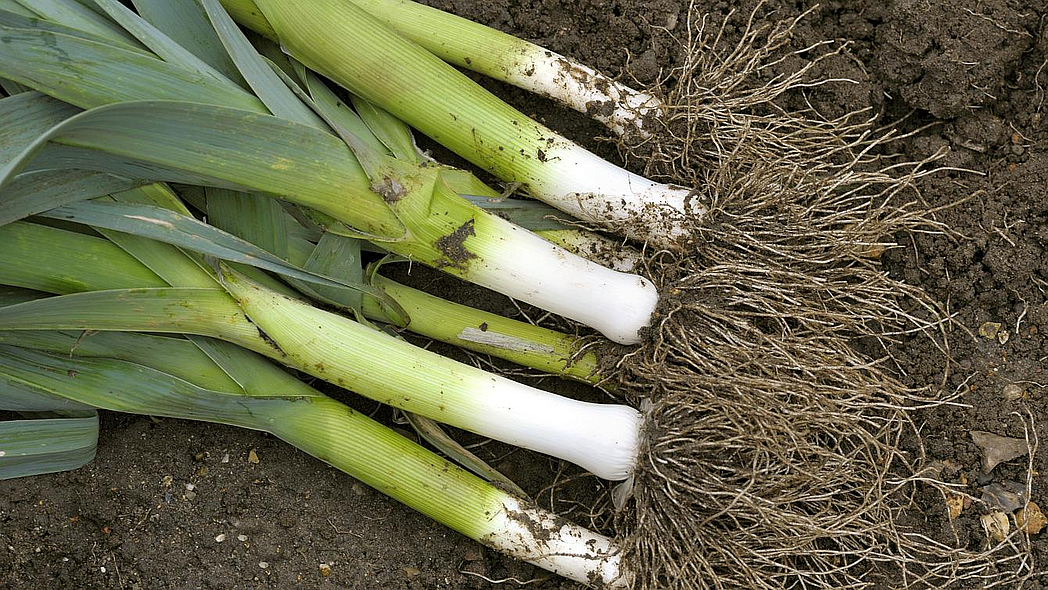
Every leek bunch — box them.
[0,2,964,589]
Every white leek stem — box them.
[528,140,702,244]
[235,0,704,249]
[484,495,628,588]
[464,208,659,344]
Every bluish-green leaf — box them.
[462,195,574,231]
[13,0,140,48]
[0,412,98,479]
[88,0,240,88]
[205,188,289,260]
[43,200,385,301]
[0,91,80,170]
[295,232,364,312]
[200,0,324,128]
[0,345,313,427]
[0,101,400,240]
[0,287,46,307]
[131,0,245,86]
[0,169,144,227]
[0,24,264,112]
[0,330,243,393]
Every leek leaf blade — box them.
[0,412,98,479]
[130,0,247,87]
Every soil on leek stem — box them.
[2,0,1046,588]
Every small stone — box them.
[185,483,195,491]
[979,322,1002,339]
[981,481,1026,512]
[1016,502,1047,535]
[221,453,230,464]
[161,475,173,488]
[998,330,1010,344]
[319,563,332,577]
[403,566,421,579]
[215,534,226,543]
[193,452,205,462]
[462,545,484,561]
[237,534,248,542]
[971,430,1030,472]
[184,491,196,501]
[1003,383,1026,401]
[248,449,259,464]
[258,561,269,570]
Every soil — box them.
[2,0,1047,588]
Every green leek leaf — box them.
[42,200,384,302]
[13,0,139,48]
[89,0,239,88]
[200,0,324,128]
[0,412,98,479]
[130,0,246,87]
[0,169,144,227]
[0,22,263,111]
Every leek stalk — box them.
[219,0,700,247]
[0,219,641,480]
[223,0,661,136]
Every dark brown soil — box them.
[3,0,1046,588]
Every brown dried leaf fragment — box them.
[981,512,1010,542]
[946,493,965,519]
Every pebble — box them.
[248,449,259,464]
[215,534,226,543]
[319,563,332,577]
[237,534,248,542]
[221,453,230,464]
[1003,383,1025,401]
[979,322,1002,339]
[258,562,269,569]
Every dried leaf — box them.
[981,511,1010,542]
[970,430,1029,472]
[1016,502,1047,535]
[946,493,965,519]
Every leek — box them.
[0,217,639,480]
[0,5,659,344]
[0,336,625,587]
[218,0,700,247]
[224,0,660,137]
